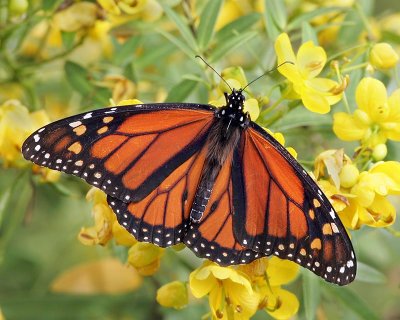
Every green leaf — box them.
[264,0,286,39]
[355,261,387,284]
[0,172,33,257]
[302,270,320,320]
[301,21,318,44]
[267,0,287,30]
[135,42,175,68]
[64,61,93,96]
[157,29,196,59]
[61,31,76,50]
[197,0,223,50]
[114,36,141,67]
[325,285,380,320]
[209,31,257,62]
[287,7,351,30]
[160,3,198,51]
[165,80,197,102]
[0,187,12,228]
[215,13,261,43]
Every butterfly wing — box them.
[107,144,208,246]
[183,147,263,265]
[22,103,215,203]
[232,123,356,285]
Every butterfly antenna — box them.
[241,61,294,91]
[195,55,233,92]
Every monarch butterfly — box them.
[22,72,356,286]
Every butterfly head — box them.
[216,88,250,128]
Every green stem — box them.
[333,66,351,113]
[354,2,376,41]
[328,43,369,63]
[386,227,400,237]
[341,62,369,73]
[260,87,292,119]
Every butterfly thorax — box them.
[215,89,250,130]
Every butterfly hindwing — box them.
[232,124,356,285]
[22,104,215,203]
[184,147,263,266]
[107,145,209,247]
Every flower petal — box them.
[297,41,326,79]
[266,288,300,320]
[301,87,331,114]
[369,161,400,194]
[274,33,301,83]
[355,78,388,122]
[333,112,368,141]
[267,257,299,286]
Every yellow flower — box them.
[239,258,300,320]
[0,100,50,167]
[128,242,164,276]
[264,128,297,159]
[190,262,259,319]
[101,75,137,104]
[315,152,399,229]
[300,0,355,45]
[53,2,99,32]
[370,43,399,70]
[156,281,188,309]
[341,161,400,229]
[333,77,400,147]
[78,187,135,246]
[98,0,163,23]
[50,258,142,294]
[274,33,344,114]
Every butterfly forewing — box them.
[232,124,356,285]
[22,104,215,203]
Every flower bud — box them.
[372,143,387,161]
[156,281,188,309]
[370,43,399,69]
[339,164,359,188]
[9,0,28,16]
[128,242,164,276]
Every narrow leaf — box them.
[355,261,387,284]
[216,13,261,43]
[268,0,287,30]
[301,21,318,44]
[165,80,197,102]
[264,0,283,39]
[302,270,320,320]
[157,29,196,59]
[197,0,223,50]
[64,61,93,96]
[287,7,350,30]
[325,285,380,320]
[161,3,197,51]
[61,31,76,50]
[114,36,141,67]
[209,31,257,62]
[0,172,33,254]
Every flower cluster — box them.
[79,187,164,276]
[189,258,299,320]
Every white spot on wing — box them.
[69,121,82,128]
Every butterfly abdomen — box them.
[190,117,242,223]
